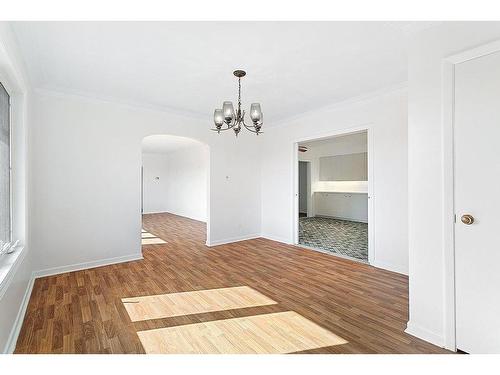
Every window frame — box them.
[0,81,12,247]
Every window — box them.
[0,82,10,248]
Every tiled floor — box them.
[298,216,368,261]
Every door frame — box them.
[442,39,500,351]
[298,160,312,217]
[291,124,374,265]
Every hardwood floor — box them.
[15,213,450,354]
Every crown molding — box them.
[32,80,408,129]
[33,86,209,121]
[268,81,408,129]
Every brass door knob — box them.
[461,214,474,225]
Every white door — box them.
[454,50,500,353]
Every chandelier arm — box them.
[211,125,236,132]
[242,122,261,133]
[242,118,260,133]
[241,116,250,128]
[241,115,263,134]
[212,117,237,132]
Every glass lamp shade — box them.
[250,103,262,123]
[214,109,224,128]
[222,101,235,123]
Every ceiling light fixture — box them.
[212,70,263,136]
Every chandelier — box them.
[212,70,263,136]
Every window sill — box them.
[0,246,28,301]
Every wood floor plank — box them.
[14,212,451,354]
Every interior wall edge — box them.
[405,320,446,349]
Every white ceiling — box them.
[11,21,438,124]
[142,135,202,154]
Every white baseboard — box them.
[260,233,293,245]
[405,321,445,348]
[371,259,408,275]
[315,214,368,224]
[206,234,260,247]
[3,252,144,353]
[143,210,206,223]
[4,274,35,353]
[33,253,144,278]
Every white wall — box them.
[261,88,409,274]
[142,144,208,222]
[29,90,261,273]
[0,23,32,353]
[407,22,500,348]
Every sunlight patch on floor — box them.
[141,230,166,245]
[136,311,348,354]
[141,237,167,245]
[122,286,277,321]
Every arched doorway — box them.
[140,135,210,247]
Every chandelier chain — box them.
[238,77,242,114]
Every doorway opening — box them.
[294,130,371,263]
[141,135,210,247]
[298,161,311,218]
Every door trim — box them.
[291,124,375,265]
[298,160,312,217]
[442,39,500,351]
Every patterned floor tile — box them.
[298,217,368,261]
